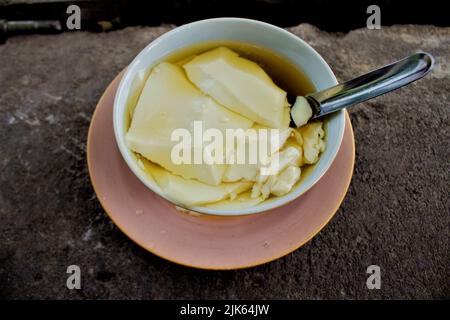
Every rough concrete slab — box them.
[0,24,448,299]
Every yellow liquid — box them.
[127,41,322,209]
[165,41,320,190]
[164,40,316,97]
[126,40,317,130]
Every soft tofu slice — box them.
[222,126,292,182]
[183,47,289,128]
[252,125,292,154]
[149,164,252,206]
[126,62,253,186]
[298,121,326,164]
[223,163,259,182]
[204,192,265,210]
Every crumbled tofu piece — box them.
[251,146,302,199]
[290,96,313,127]
[283,138,304,167]
[298,121,326,164]
[270,166,301,196]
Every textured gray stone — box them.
[0,24,448,299]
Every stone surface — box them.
[0,24,448,299]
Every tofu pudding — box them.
[125,42,326,210]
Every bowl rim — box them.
[113,17,345,216]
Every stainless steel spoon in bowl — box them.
[289,52,435,127]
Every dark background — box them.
[0,0,448,33]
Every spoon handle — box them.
[308,52,434,119]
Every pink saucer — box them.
[87,72,355,270]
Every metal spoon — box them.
[289,52,434,127]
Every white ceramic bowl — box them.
[113,18,345,216]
